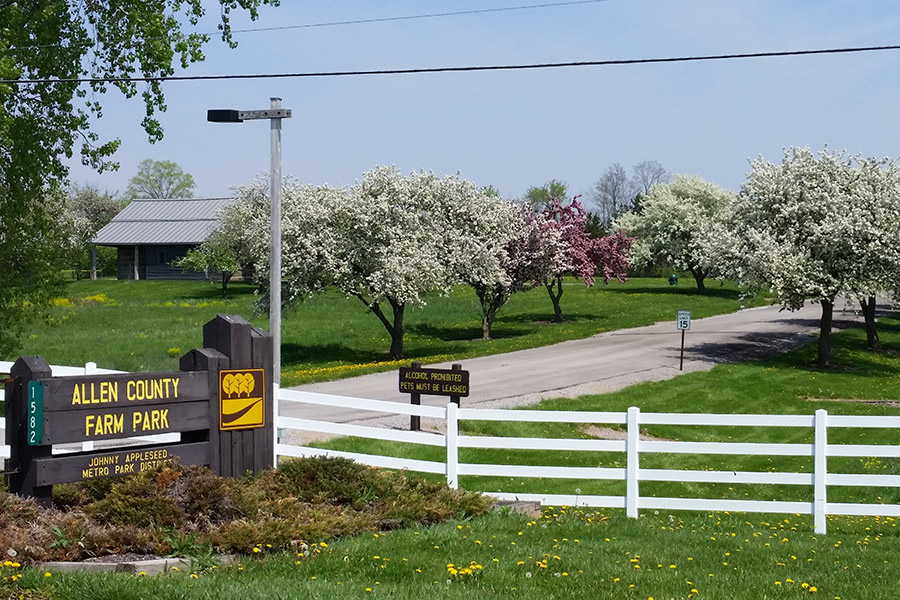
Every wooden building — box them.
[92,198,232,280]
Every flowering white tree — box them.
[333,167,525,357]
[234,169,525,358]
[229,177,341,312]
[613,174,734,290]
[705,147,900,365]
[844,156,900,348]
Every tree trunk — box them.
[817,298,834,367]
[545,276,564,323]
[355,294,406,359]
[860,295,879,349]
[388,298,405,359]
[690,267,706,291]
[220,271,231,299]
[477,286,506,340]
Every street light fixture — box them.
[208,98,291,386]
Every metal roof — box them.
[93,198,233,246]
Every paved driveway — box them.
[282,302,865,427]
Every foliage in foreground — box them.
[0,0,277,360]
[5,505,900,600]
[0,457,492,564]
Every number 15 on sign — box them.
[676,311,691,371]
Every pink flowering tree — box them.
[470,207,567,339]
[541,197,633,322]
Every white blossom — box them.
[613,174,734,289]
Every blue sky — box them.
[64,1,900,205]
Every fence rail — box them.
[275,389,900,534]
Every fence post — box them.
[410,361,422,431]
[446,401,459,489]
[626,406,640,518]
[814,409,828,534]
[81,363,97,453]
[5,357,53,499]
[450,363,463,406]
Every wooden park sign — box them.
[399,362,469,431]
[4,314,274,498]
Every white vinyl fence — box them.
[0,360,177,460]
[6,362,900,535]
[276,389,900,534]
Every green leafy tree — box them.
[0,0,277,356]
[0,188,69,356]
[524,179,568,210]
[125,159,196,199]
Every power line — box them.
[4,44,899,85]
[221,0,610,35]
[6,1,610,52]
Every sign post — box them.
[676,310,691,371]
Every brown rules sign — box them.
[398,366,470,397]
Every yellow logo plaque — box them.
[219,369,265,430]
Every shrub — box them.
[278,456,388,508]
[85,472,185,528]
[3,457,492,562]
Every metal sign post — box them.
[208,100,292,386]
[676,310,691,371]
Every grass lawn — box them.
[4,283,900,599]
[8,507,898,599]
[318,317,900,506]
[4,276,757,386]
